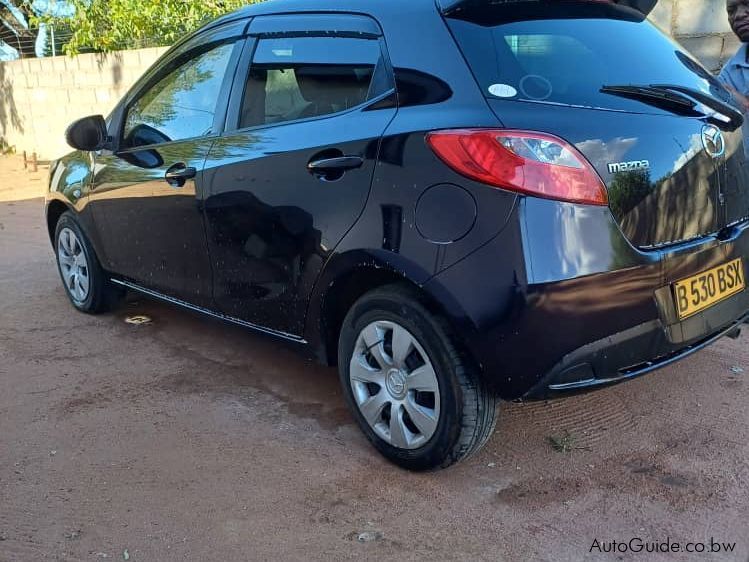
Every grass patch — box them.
[548,431,579,453]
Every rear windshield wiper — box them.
[601,84,744,130]
[601,84,700,115]
[650,83,744,130]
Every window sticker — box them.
[488,83,517,98]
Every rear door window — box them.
[447,16,732,113]
[238,36,389,129]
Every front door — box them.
[89,37,241,307]
[203,19,397,335]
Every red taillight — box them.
[426,129,608,206]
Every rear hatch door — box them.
[444,2,749,249]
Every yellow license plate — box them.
[673,258,745,320]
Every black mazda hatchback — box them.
[47,0,749,470]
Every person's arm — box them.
[719,68,749,112]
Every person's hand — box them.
[723,82,749,112]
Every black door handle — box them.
[165,163,197,188]
[307,156,364,180]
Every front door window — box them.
[124,42,236,148]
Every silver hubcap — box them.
[350,321,441,450]
[57,228,90,303]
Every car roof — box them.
[177,0,439,64]
[222,0,437,22]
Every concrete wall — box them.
[0,1,743,161]
[0,47,168,161]
[650,0,739,73]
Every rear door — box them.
[203,14,397,335]
[445,5,749,250]
[89,22,244,307]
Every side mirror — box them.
[65,115,109,151]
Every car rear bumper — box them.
[523,312,747,399]
[424,197,749,401]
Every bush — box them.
[38,0,263,55]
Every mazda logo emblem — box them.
[702,125,726,159]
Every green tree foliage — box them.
[39,0,262,55]
[608,169,653,219]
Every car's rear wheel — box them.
[338,285,498,470]
[54,212,122,313]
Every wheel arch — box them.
[46,199,73,246]
[306,250,480,370]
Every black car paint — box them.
[483,101,749,250]
[46,0,749,402]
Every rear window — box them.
[447,17,731,113]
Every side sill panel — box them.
[111,278,307,344]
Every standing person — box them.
[720,0,749,109]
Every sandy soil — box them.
[1,167,748,560]
[0,156,47,202]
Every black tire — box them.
[338,284,498,471]
[54,211,123,313]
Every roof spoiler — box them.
[438,0,658,18]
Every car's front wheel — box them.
[54,211,122,313]
[338,285,498,471]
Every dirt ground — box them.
[1,156,749,561]
[0,156,47,203]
